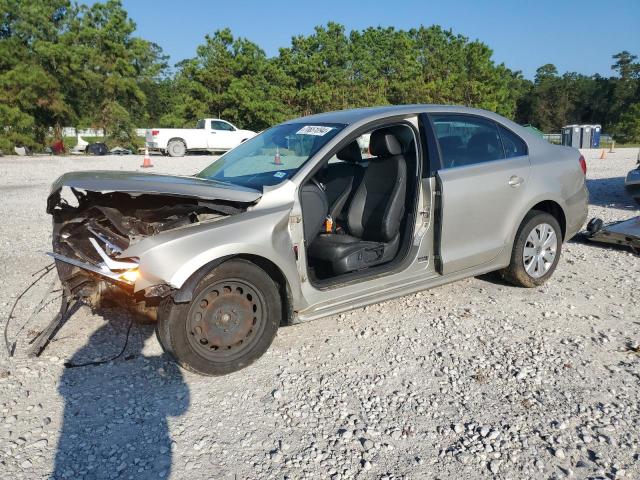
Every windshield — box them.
[197,122,344,189]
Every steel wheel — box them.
[186,279,266,362]
[157,259,281,376]
[523,222,557,278]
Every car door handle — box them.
[210,131,216,134]
[509,175,524,187]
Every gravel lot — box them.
[0,148,638,479]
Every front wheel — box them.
[500,211,562,288]
[156,259,281,376]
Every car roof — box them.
[289,104,506,125]
[286,104,547,147]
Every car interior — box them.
[437,130,503,167]
[300,124,419,284]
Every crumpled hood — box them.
[47,170,261,212]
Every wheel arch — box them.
[499,197,568,268]
[168,137,187,148]
[172,254,294,326]
[510,198,568,249]
[528,200,567,240]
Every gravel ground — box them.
[0,148,638,479]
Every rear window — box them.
[497,124,528,158]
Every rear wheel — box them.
[500,210,562,287]
[167,139,186,157]
[156,259,281,375]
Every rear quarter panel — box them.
[519,142,588,241]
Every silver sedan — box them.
[48,105,589,375]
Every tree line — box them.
[1,0,639,152]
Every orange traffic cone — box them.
[141,147,153,168]
[273,146,282,166]
[599,148,607,160]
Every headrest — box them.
[369,129,402,157]
[468,132,499,150]
[336,141,362,162]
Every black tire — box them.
[156,259,281,375]
[167,139,186,157]
[586,217,604,235]
[156,297,175,356]
[500,210,562,288]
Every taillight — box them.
[578,155,587,175]
[151,130,159,136]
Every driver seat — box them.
[308,129,407,275]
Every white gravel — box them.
[0,149,638,479]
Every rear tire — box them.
[156,259,281,376]
[167,139,186,157]
[500,210,562,288]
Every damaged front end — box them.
[46,171,261,313]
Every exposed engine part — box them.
[48,187,250,304]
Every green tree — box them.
[527,64,572,131]
[0,0,166,150]
[614,103,640,143]
[61,0,166,145]
[609,51,640,141]
[0,0,73,149]
[165,28,293,131]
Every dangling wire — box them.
[63,316,134,368]
[5,263,136,367]
[4,264,56,356]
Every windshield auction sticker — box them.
[296,125,334,136]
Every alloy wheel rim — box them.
[523,222,557,278]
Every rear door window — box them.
[497,124,528,158]
[431,115,505,169]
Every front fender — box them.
[124,198,305,309]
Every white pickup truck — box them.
[145,119,257,157]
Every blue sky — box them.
[116,0,639,79]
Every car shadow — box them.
[586,177,637,211]
[475,271,514,287]
[53,306,189,479]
